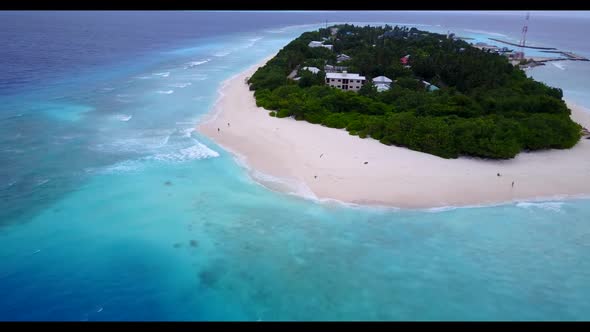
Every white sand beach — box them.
[198,59,590,208]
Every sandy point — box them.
[198,58,590,209]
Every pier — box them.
[539,50,590,61]
[560,51,589,61]
[484,12,589,66]
[485,39,589,64]
[488,38,557,50]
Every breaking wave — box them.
[169,82,192,88]
[185,59,211,68]
[35,179,50,187]
[113,114,132,122]
[552,62,566,70]
[244,37,263,48]
[91,142,219,175]
[91,127,220,172]
[148,142,219,162]
[516,201,565,212]
[95,160,144,174]
[213,51,231,57]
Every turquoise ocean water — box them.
[1,12,590,320]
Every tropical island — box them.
[199,24,590,208]
[247,24,582,159]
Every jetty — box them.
[488,38,557,50]
[540,50,590,61]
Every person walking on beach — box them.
[217,128,220,132]
[512,181,515,188]
[227,122,230,127]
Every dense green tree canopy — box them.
[248,24,581,159]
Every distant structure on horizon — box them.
[515,12,530,60]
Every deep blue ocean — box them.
[1,11,590,321]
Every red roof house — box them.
[400,55,410,65]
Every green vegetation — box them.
[248,24,581,159]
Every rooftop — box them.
[372,76,393,83]
[302,67,320,74]
[326,72,366,80]
[309,41,333,49]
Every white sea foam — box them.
[425,206,460,213]
[36,179,50,186]
[180,127,196,138]
[160,134,170,147]
[213,51,231,57]
[98,160,144,174]
[516,201,565,212]
[153,72,170,77]
[101,87,115,91]
[239,160,401,213]
[243,37,263,48]
[96,140,219,173]
[149,142,219,162]
[464,29,508,38]
[157,90,174,94]
[169,82,192,88]
[92,131,172,154]
[185,59,211,68]
[552,62,566,70]
[250,169,318,201]
[423,201,507,213]
[113,114,132,122]
[226,149,318,201]
[137,76,151,80]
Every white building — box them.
[308,41,333,50]
[372,76,393,92]
[302,66,320,74]
[325,71,366,92]
[336,54,351,63]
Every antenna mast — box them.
[519,12,530,56]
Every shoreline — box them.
[197,58,590,209]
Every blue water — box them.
[1,11,590,321]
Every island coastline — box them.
[198,57,590,209]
